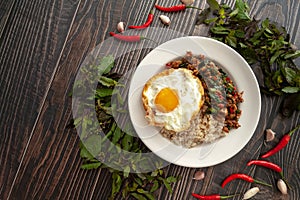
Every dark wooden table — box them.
[1,0,299,199]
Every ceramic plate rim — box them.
[128,36,261,168]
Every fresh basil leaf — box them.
[166,176,178,183]
[112,126,123,144]
[112,173,122,197]
[272,70,283,87]
[113,90,125,105]
[239,42,247,48]
[83,134,103,156]
[158,177,173,194]
[144,193,155,200]
[131,193,147,200]
[133,177,143,186]
[234,29,245,38]
[284,50,300,60]
[204,17,218,24]
[123,166,131,178]
[244,20,259,39]
[79,142,94,160]
[229,8,239,18]
[95,88,113,98]
[136,189,155,200]
[98,55,115,75]
[122,134,133,151]
[136,173,147,180]
[282,67,297,85]
[231,0,251,20]
[225,34,237,48]
[150,180,160,193]
[261,18,269,28]
[196,8,212,25]
[206,0,220,11]
[81,162,101,170]
[99,76,117,87]
[270,50,284,65]
[73,118,82,127]
[137,188,147,194]
[282,86,300,93]
[150,170,158,177]
[211,26,230,34]
[128,182,139,192]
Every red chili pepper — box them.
[128,10,154,29]
[247,160,282,173]
[109,32,143,42]
[246,160,292,188]
[261,125,300,158]
[155,4,202,12]
[191,193,238,200]
[221,173,272,188]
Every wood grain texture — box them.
[0,0,15,38]
[6,0,138,199]
[0,0,80,198]
[1,0,299,199]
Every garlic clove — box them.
[243,187,260,199]
[265,129,276,142]
[117,22,125,33]
[159,15,171,26]
[181,0,194,5]
[277,179,288,194]
[193,170,205,180]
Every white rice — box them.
[160,107,226,148]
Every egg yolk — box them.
[154,88,179,113]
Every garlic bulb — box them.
[193,170,205,180]
[117,22,125,33]
[181,0,194,5]
[243,187,260,199]
[265,129,276,142]
[159,15,171,25]
[277,179,288,194]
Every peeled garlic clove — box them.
[265,129,276,142]
[290,43,298,51]
[243,187,260,199]
[277,179,288,194]
[181,0,194,5]
[193,170,205,180]
[159,15,171,26]
[117,22,125,33]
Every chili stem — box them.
[186,5,202,11]
[288,124,300,136]
[140,36,158,44]
[221,194,240,199]
[254,179,272,187]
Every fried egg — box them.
[142,68,204,132]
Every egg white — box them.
[142,68,204,132]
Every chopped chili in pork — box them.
[165,51,244,133]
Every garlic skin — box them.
[159,15,171,25]
[243,187,260,199]
[277,179,288,194]
[265,129,276,142]
[193,170,205,180]
[181,0,194,5]
[117,22,125,33]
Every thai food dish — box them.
[142,51,244,148]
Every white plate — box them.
[128,36,261,168]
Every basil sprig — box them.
[72,55,178,200]
[200,0,300,115]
